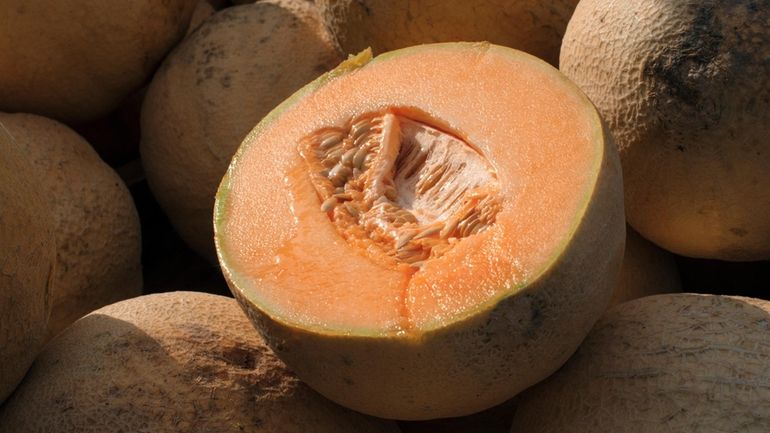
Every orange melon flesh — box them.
[218,43,600,335]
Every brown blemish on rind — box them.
[643,2,731,140]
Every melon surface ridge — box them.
[215,42,625,419]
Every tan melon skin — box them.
[0,124,55,404]
[509,294,770,432]
[0,113,142,339]
[218,46,627,419]
[609,226,681,308]
[318,0,578,66]
[0,0,197,124]
[560,0,770,260]
[0,292,400,432]
[141,0,343,260]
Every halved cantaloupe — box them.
[215,43,625,419]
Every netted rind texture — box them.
[0,124,55,403]
[560,0,770,260]
[510,294,770,432]
[0,113,143,339]
[0,292,400,433]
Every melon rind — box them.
[0,292,401,432]
[510,294,770,432]
[0,123,55,404]
[560,0,770,260]
[0,113,143,340]
[215,43,625,419]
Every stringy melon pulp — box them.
[216,43,603,336]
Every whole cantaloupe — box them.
[0,123,55,404]
[560,0,770,260]
[0,113,142,339]
[141,0,344,260]
[318,0,579,65]
[0,292,400,432]
[0,0,197,123]
[509,294,770,432]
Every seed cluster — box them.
[300,112,501,267]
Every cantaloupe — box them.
[141,0,343,260]
[560,0,770,260]
[318,0,579,66]
[610,226,681,308]
[509,294,770,432]
[214,43,625,419]
[0,123,55,403]
[0,292,400,432]
[0,113,142,339]
[0,0,197,123]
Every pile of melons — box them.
[1,1,767,432]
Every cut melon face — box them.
[215,43,624,419]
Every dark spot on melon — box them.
[730,227,748,237]
[644,4,722,104]
[356,0,373,17]
[526,298,544,338]
[643,2,730,142]
[221,345,257,369]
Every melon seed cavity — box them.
[299,111,501,267]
